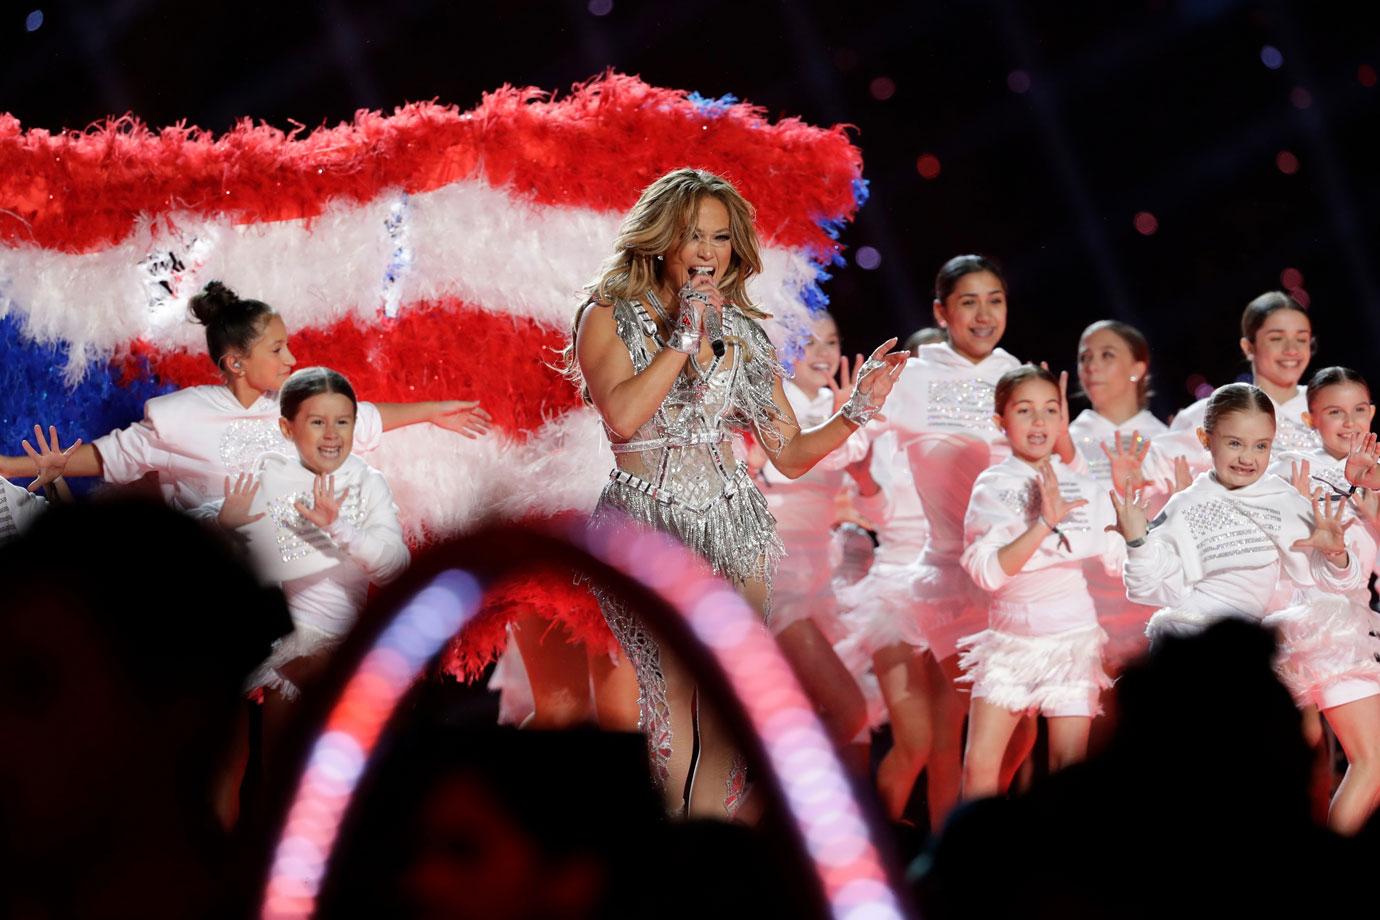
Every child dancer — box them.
[213,367,410,703]
[1069,320,1168,668]
[0,425,79,540]
[1263,367,1380,833]
[761,311,870,754]
[1163,291,1320,467]
[0,281,489,507]
[1111,383,1361,644]
[882,255,1071,822]
[835,326,945,821]
[958,366,1115,799]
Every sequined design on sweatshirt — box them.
[266,487,366,563]
[220,419,287,476]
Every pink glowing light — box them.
[261,525,905,920]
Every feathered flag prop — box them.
[0,72,865,554]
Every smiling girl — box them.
[879,254,1068,824]
[1166,292,1321,458]
[1112,383,1362,642]
[958,366,1116,798]
[214,366,410,702]
[1261,367,1380,833]
[760,311,871,758]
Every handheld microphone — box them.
[690,267,725,357]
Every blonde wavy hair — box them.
[588,167,765,316]
[562,168,768,395]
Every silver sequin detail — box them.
[0,489,17,542]
[926,377,1001,433]
[1274,415,1324,453]
[220,419,287,477]
[584,298,787,801]
[265,487,367,563]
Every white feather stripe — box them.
[0,176,820,377]
[957,625,1111,716]
[364,404,611,542]
[1265,596,1380,706]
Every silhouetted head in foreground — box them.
[918,619,1362,919]
[0,497,288,920]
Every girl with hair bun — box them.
[1113,383,1360,643]
[1262,366,1380,833]
[0,281,491,509]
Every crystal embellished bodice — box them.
[604,298,780,513]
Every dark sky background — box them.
[3,0,1377,420]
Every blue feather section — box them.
[0,315,174,493]
[686,91,740,116]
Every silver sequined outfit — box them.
[588,297,787,792]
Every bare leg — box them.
[588,645,640,732]
[213,704,251,829]
[926,653,968,827]
[1300,705,1334,824]
[999,714,1038,793]
[681,576,773,819]
[511,613,594,729]
[873,642,933,820]
[1045,716,1092,773]
[776,618,869,753]
[260,652,332,779]
[1323,694,1380,835]
[961,699,1022,800]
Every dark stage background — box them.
[4,0,1377,420]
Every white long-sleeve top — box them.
[1070,409,1167,617]
[761,379,869,539]
[961,455,1118,633]
[1124,471,1364,627]
[882,342,1021,568]
[1070,408,1169,485]
[206,451,408,637]
[93,385,384,511]
[857,430,928,565]
[0,479,47,543]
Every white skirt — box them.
[958,624,1111,718]
[770,534,842,637]
[1265,596,1380,710]
[910,560,988,662]
[836,560,928,655]
[245,623,341,701]
[1144,606,1250,643]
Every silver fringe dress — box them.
[589,296,788,790]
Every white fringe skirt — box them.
[958,624,1112,718]
[836,559,929,655]
[1265,595,1380,710]
[245,623,342,701]
[909,560,989,662]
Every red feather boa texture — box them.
[440,564,613,682]
[120,298,583,439]
[1,73,863,257]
